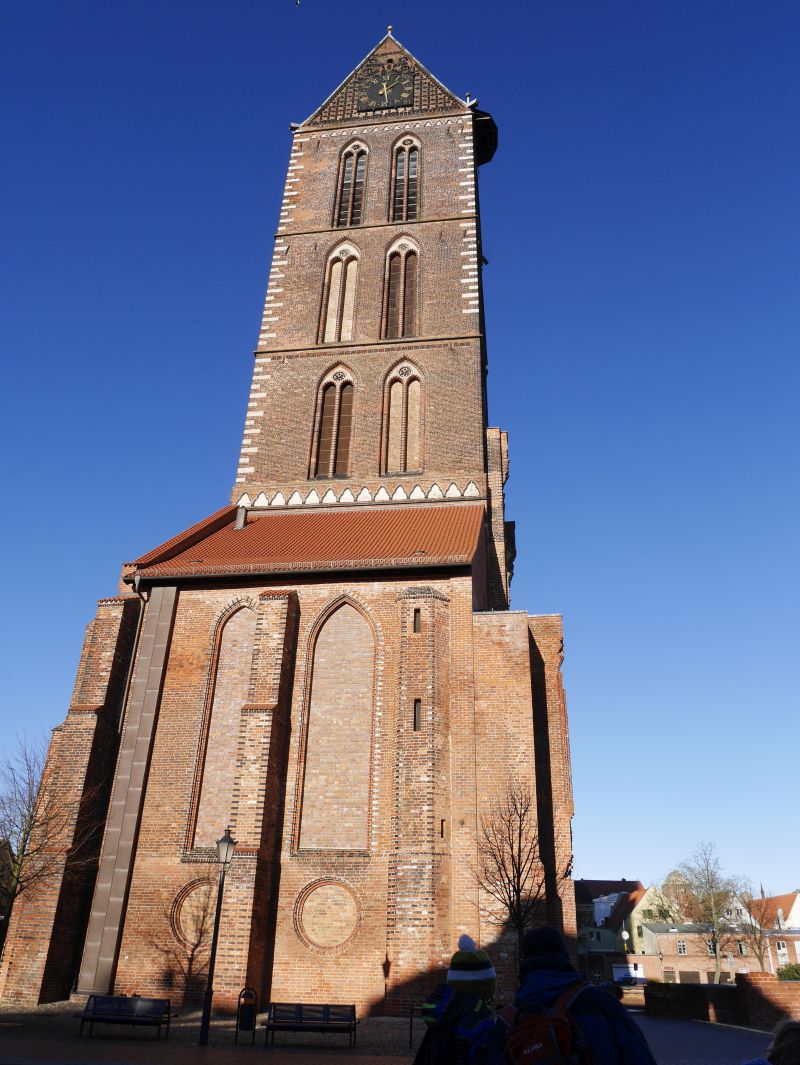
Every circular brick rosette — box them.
[293,878,362,954]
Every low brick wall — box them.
[645,975,800,1030]
[737,973,800,1030]
[645,983,738,1024]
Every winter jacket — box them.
[504,965,658,1065]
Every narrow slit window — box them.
[413,698,421,731]
[335,145,367,227]
[413,608,421,633]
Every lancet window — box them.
[298,603,374,850]
[320,245,359,343]
[334,143,367,227]
[312,368,355,478]
[192,604,256,848]
[383,363,423,474]
[390,138,419,222]
[382,240,419,339]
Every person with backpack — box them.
[413,934,497,1064]
[496,927,657,1065]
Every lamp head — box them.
[216,826,237,866]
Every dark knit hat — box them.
[447,934,496,1000]
[521,927,570,967]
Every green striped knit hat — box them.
[446,934,496,1000]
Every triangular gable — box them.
[302,32,467,128]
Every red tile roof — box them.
[132,503,485,579]
[750,891,800,929]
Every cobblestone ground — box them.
[0,1001,773,1064]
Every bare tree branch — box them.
[674,841,741,984]
[738,885,772,973]
[0,734,101,946]
[472,781,549,962]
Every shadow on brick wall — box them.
[645,973,800,1030]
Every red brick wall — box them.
[529,616,577,948]
[298,603,374,850]
[194,605,257,847]
[738,972,800,1029]
[0,597,139,1004]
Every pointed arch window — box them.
[383,363,423,474]
[382,241,419,339]
[312,369,354,478]
[299,603,374,850]
[334,143,367,227]
[192,605,256,849]
[390,139,419,222]
[320,245,359,343]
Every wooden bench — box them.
[263,1003,357,1047]
[74,994,171,1039]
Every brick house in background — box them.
[578,880,800,985]
[576,879,648,982]
[753,891,800,972]
[0,33,576,1012]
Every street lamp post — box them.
[198,826,236,1047]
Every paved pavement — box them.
[634,1010,769,1064]
[0,1006,772,1065]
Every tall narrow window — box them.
[193,605,256,848]
[320,246,359,343]
[313,371,355,478]
[299,604,374,850]
[382,242,419,339]
[382,363,423,474]
[391,139,420,222]
[335,143,367,227]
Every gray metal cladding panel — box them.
[76,585,177,993]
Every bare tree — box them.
[0,734,99,947]
[738,886,773,973]
[472,781,548,963]
[677,841,739,983]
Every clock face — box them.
[357,63,414,111]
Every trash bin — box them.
[236,986,258,1045]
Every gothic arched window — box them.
[382,363,423,473]
[320,245,359,343]
[390,138,419,222]
[193,605,256,848]
[334,142,367,227]
[312,368,354,477]
[382,240,419,339]
[299,603,374,850]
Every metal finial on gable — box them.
[387,24,393,35]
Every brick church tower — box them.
[0,32,576,1011]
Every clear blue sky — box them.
[2,1,798,893]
